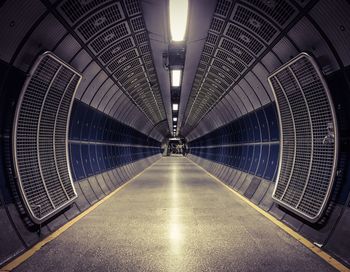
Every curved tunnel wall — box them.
[0,89,162,267]
[0,0,166,265]
[0,0,350,269]
[188,102,279,182]
[185,0,350,266]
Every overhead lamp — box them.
[169,0,188,42]
[173,117,177,121]
[173,125,176,128]
[173,103,179,111]
[171,69,182,87]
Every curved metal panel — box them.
[13,52,82,224]
[269,53,338,222]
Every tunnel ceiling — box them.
[0,0,169,140]
[1,0,350,141]
[54,0,167,125]
[180,0,308,137]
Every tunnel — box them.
[0,0,350,271]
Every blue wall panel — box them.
[70,143,85,181]
[188,103,280,182]
[69,100,161,181]
[264,144,279,181]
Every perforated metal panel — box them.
[13,52,82,224]
[76,2,125,41]
[88,21,130,54]
[231,4,279,43]
[224,23,266,56]
[56,0,166,126]
[58,0,112,24]
[268,53,338,222]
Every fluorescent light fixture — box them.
[171,69,182,87]
[169,0,188,41]
[173,117,177,121]
[173,103,179,111]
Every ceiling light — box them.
[173,125,176,128]
[169,0,188,41]
[173,103,179,111]
[171,69,182,87]
[173,117,177,121]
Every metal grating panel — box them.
[212,59,240,79]
[130,16,145,32]
[98,36,135,65]
[118,66,145,84]
[88,21,130,54]
[76,2,125,41]
[231,5,279,43]
[215,0,233,17]
[139,44,150,55]
[107,49,139,73]
[243,0,297,27]
[13,52,81,223]
[215,49,247,73]
[203,44,215,55]
[224,23,266,56]
[268,53,338,222]
[210,17,225,33]
[206,32,219,45]
[123,0,141,16]
[113,58,143,79]
[58,0,112,24]
[135,32,148,44]
[209,66,235,85]
[219,38,254,65]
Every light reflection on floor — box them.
[168,163,183,255]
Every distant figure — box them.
[176,143,184,155]
[183,144,187,156]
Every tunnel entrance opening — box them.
[166,137,187,157]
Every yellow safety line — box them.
[186,158,350,272]
[0,160,159,272]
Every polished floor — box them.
[14,157,335,272]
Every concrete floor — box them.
[14,157,336,272]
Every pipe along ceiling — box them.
[1,0,350,268]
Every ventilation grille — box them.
[58,0,112,24]
[13,52,81,223]
[210,17,225,33]
[56,0,166,126]
[76,3,125,41]
[224,23,266,56]
[215,0,233,17]
[88,22,130,54]
[268,53,338,222]
[98,36,135,65]
[215,50,246,73]
[107,49,139,73]
[231,4,279,43]
[243,0,297,27]
[124,0,141,16]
